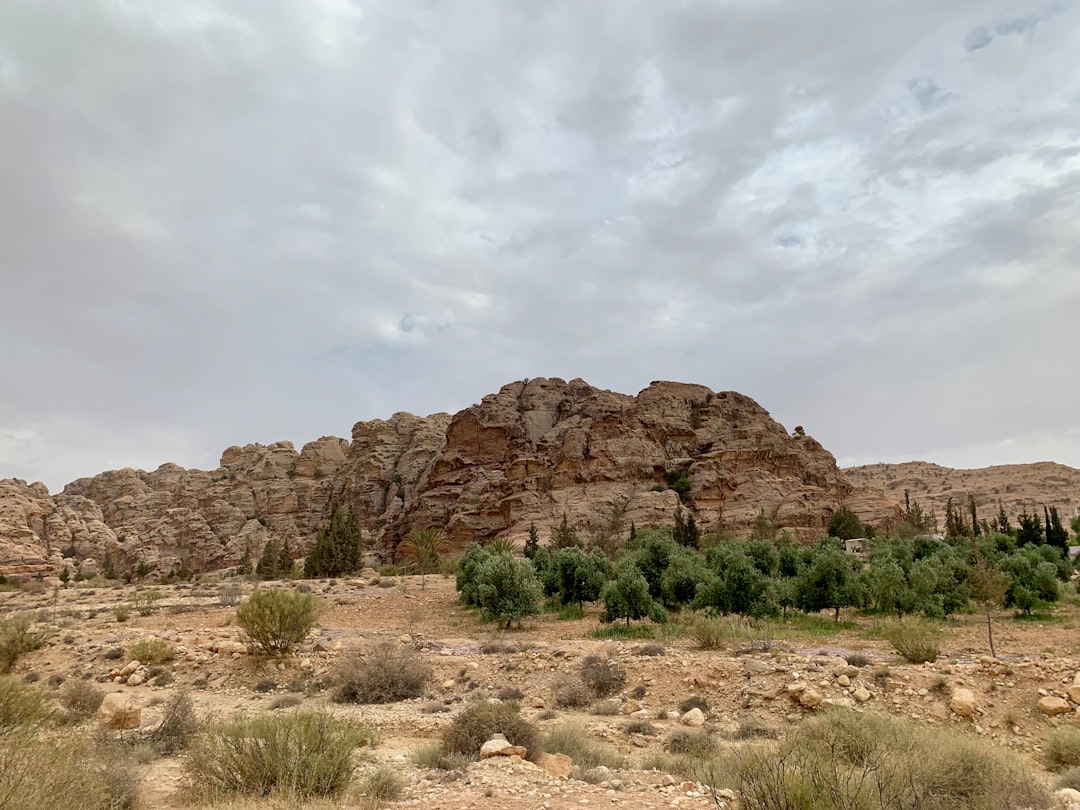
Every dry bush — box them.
[410,741,472,772]
[543,721,625,771]
[844,652,871,668]
[735,709,1051,810]
[271,694,304,710]
[332,641,431,704]
[127,638,175,665]
[552,675,592,708]
[1046,725,1080,772]
[637,643,666,657]
[590,699,621,716]
[579,655,626,698]
[0,728,139,810]
[678,695,709,714]
[442,700,540,761]
[361,764,406,801]
[60,679,105,719]
[236,588,318,656]
[884,622,940,664]
[0,613,47,673]
[666,728,717,759]
[218,583,243,607]
[1058,767,1080,791]
[184,709,365,799]
[148,691,199,755]
[0,674,50,728]
[625,719,658,736]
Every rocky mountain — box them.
[843,461,1080,530]
[1,378,899,579]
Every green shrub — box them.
[236,588,318,656]
[884,621,941,664]
[735,709,1050,810]
[184,709,360,799]
[0,613,47,673]
[579,655,626,698]
[442,700,540,761]
[0,675,50,728]
[113,603,131,623]
[128,638,175,665]
[1046,725,1080,772]
[59,679,105,719]
[332,641,431,704]
[543,721,625,771]
[0,728,139,810]
[361,764,406,800]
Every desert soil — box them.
[4,574,1080,809]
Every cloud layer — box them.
[2,0,1078,491]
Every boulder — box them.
[681,707,706,727]
[1039,696,1073,716]
[799,689,824,708]
[480,734,527,759]
[536,752,572,779]
[950,688,976,718]
[97,692,140,730]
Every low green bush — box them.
[0,613,47,673]
[184,709,363,799]
[235,588,318,656]
[127,638,175,665]
[884,621,940,664]
[442,700,540,761]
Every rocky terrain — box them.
[844,461,1080,530]
[1,378,900,580]
[4,574,1080,809]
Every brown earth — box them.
[4,574,1080,809]
[843,461,1080,531]
[1,378,901,581]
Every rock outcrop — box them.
[1,378,899,579]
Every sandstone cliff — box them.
[1,378,898,579]
[843,461,1080,530]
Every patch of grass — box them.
[60,679,105,719]
[410,741,472,772]
[666,728,716,758]
[361,764,405,801]
[557,603,584,620]
[442,700,540,761]
[580,655,626,698]
[1046,725,1080,772]
[127,638,175,665]
[543,721,625,771]
[735,709,1051,810]
[588,624,657,640]
[684,614,764,650]
[0,613,47,673]
[0,675,50,727]
[883,621,941,664]
[590,699,621,716]
[332,641,431,704]
[678,695,709,714]
[113,603,131,623]
[184,709,361,799]
[551,675,592,708]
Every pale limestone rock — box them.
[479,734,527,759]
[536,752,572,779]
[799,688,824,708]
[682,707,706,727]
[1040,696,1073,716]
[853,687,871,703]
[951,688,976,717]
[97,692,141,729]
[1056,788,1080,810]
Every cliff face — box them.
[843,461,1080,530]
[0,378,898,579]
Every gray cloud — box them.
[2,0,1079,491]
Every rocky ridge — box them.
[1,378,897,579]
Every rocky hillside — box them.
[843,461,1080,529]
[1,378,898,579]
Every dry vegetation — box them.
[1,570,1080,809]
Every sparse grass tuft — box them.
[735,709,1050,810]
[625,719,658,736]
[0,613,47,673]
[637,643,666,657]
[543,721,625,771]
[184,709,360,799]
[332,641,431,704]
[410,741,472,772]
[127,638,175,665]
[0,675,50,727]
[579,655,626,698]
[883,621,940,664]
[1046,725,1080,772]
[361,764,406,801]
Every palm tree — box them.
[398,528,448,589]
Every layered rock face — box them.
[1,378,898,579]
[843,461,1080,529]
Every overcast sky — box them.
[2,0,1079,493]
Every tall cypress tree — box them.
[304,502,364,577]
